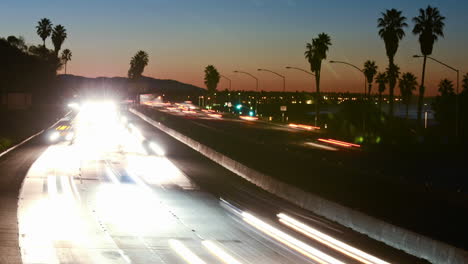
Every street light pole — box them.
[329,60,366,97]
[257,68,286,93]
[330,60,367,133]
[234,70,259,114]
[220,75,232,91]
[413,55,459,137]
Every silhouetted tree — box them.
[375,72,387,111]
[0,37,59,102]
[378,9,407,116]
[128,50,149,80]
[432,79,456,130]
[399,72,418,119]
[128,50,149,102]
[51,25,67,56]
[6,36,27,51]
[363,60,378,97]
[204,65,220,95]
[460,73,468,136]
[305,32,331,124]
[462,73,468,95]
[36,18,53,48]
[61,49,72,75]
[413,6,446,126]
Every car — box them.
[48,120,75,142]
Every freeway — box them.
[136,104,468,251]
[13,101,425,263]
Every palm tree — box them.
[363,60,378,98]
[204,65,220,95]
[378,9,407,116]
[61,49,72,75]
[399,72,418,119]
[413,6,446,125]
[305,32,331,125]
[128,50,149,80]
[128,50,149,103]
[375,72,387,111]
[36,18,53,48]
[462,73,468,95]
[52,25,67,56]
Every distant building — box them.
[1,92,32,110]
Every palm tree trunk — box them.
[368,84,372,100]
[64,62,67,75]
[315,71,320,126]
[417,56,427,126]
[388,58,394,117]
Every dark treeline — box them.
[0,36,60,101]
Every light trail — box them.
[169,239,207,264]
[202,240,243,264]
[289,123,320,130]
[318,138,360,148]
[278,213,389,264]
[326,139,361,148]
[242,212,345,264]
[239,116,258,121]
[305,142,338,151]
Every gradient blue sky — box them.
[1,0,467,95]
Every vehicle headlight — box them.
[49,132,60,141]
[65,132,74,141]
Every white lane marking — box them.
[242,212,345,264]
[278,213,390,264]
[305,142,338,151]
[202,240,243,264]
[169,239,207,264]
[47,175,57,198]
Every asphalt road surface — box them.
[136,104,468,251]
[12,102,426,263]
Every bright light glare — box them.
[278,213,390,264]
[169,239,207,264]
[49,132,59,141]
[65,132,74,141]
[149,142,165,156]
[202,240,243,264]
[68,102,79,109]
[242,212,344,264]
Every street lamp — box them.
[330,60,367,132]
[285,66,315,76]
[413,55,460,136]
[234,70,259,114]
[329,60,367,96]
[257,68,286,93]
[233,70,258,91]
[220,74,232,90]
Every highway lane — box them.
[18,102,390,264]
[127,106,427,264]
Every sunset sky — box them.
[1,0,467,95]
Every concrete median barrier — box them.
[130,107,468,264]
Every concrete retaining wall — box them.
[131,108,468,264]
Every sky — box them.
[1,0,467,95]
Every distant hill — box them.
[56,74,206,97]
